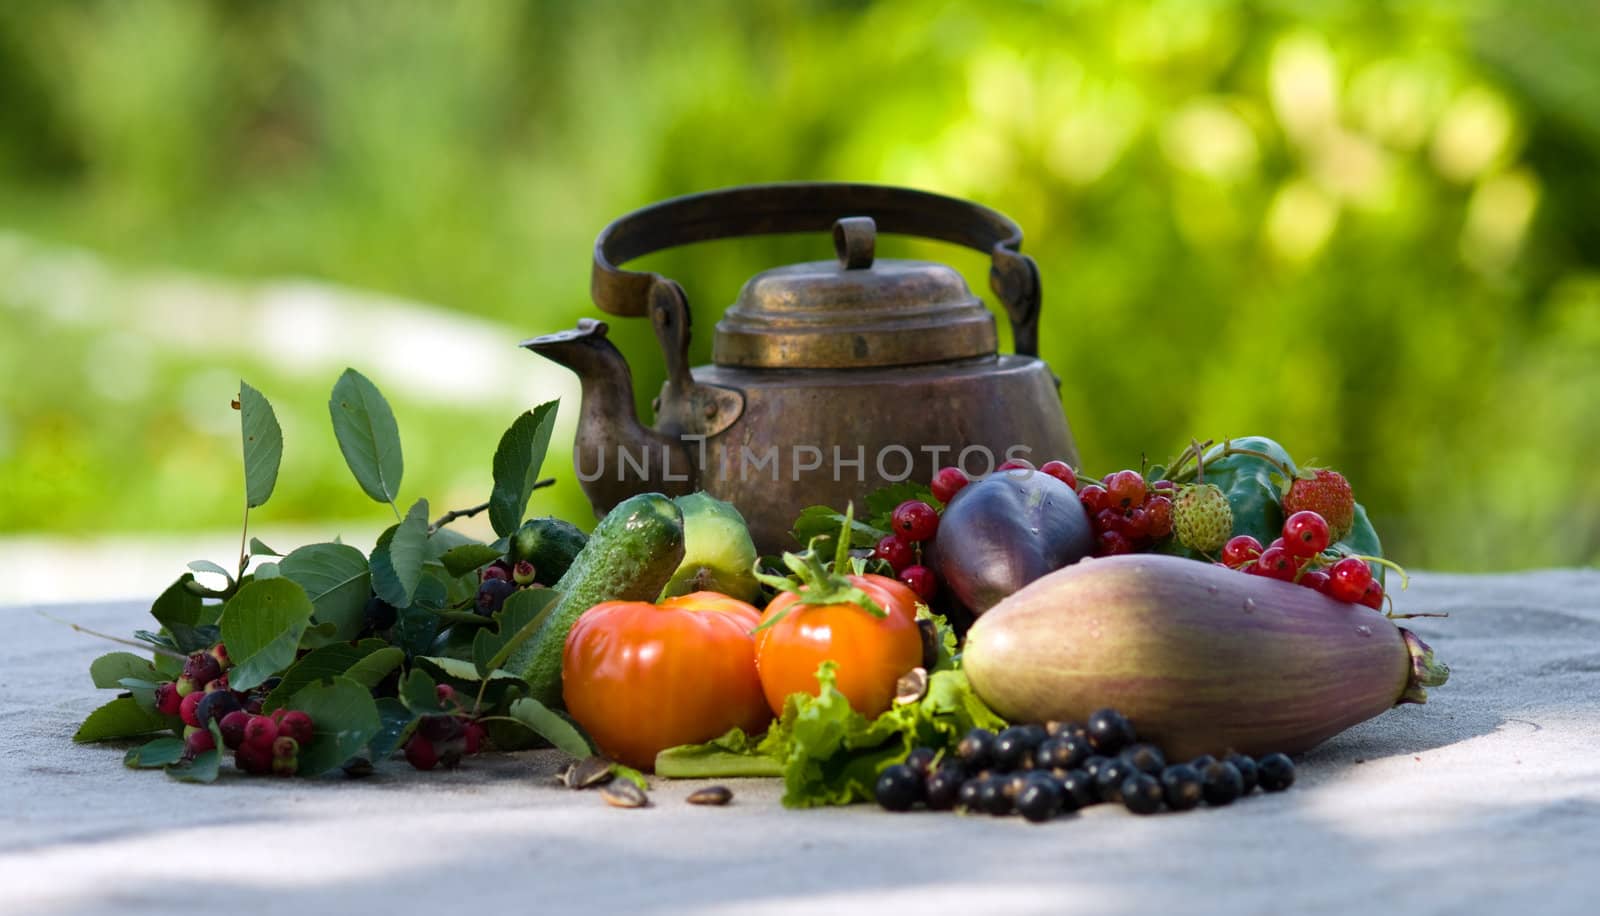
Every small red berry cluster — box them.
[402,684,488,770]
[150,644,314,776]
[1220,510,1385,609]
[477,559,543,616]
[1077,469,1176,557]
[870,497,941,602]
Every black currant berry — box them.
[957,777,984,811]
[875,763,923,811]
[1046,721,1090,742]
[1058,769,1098,810]
[903,747,937,778]
[1036,736,1091,771]
[978,778,1013,815]
[1016,775,1064,823]
[1201,761,1244,806]
[1017,723,1049,749]
[1121,773,1164,815]
[1189,754,1217,772]
[1086,708,1136,755]
[1160,764,1204,811]
[957,728,996,771]
[925,765,964,810]
[1256,753,1296,792]
[1081,755,1111,781]
[1121,743,1166,775]
[993,726,1037,772]
[1226,753,1259,794]
[1095,759,1135,804]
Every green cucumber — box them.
[509,493,685,708]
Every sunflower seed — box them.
[600,780,650,808]
[686,786,733,806]
[571,755,616,789]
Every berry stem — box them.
[1168,439,1299,486]
[237,497,251,582]
[1349,554,1410,590]
[34,609,188,659]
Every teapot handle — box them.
[591,182,1043,358]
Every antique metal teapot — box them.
[523,183,1079,550]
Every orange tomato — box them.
[562,591,772,770]
[754,573,924,719]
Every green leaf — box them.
[346,647,405,688]
[166,748,221,783]
[392,605,441,659]
[370,499,430,607]
[262,640,394,713]
[789,505,887,550]
[249,537,282,557]
[489,401,559,537]
[279,543,371,641]
[328,368,404,505]
[507,698,591,759]
[655,728,784,778]
[286,677,383,777]
[151,574,204,629]
[366,697,417,762]
[472,587,560,677]
[219,578,316,691]
[439,543,503,578]
[187,559,233,581]
[124,737,186,769]
[399,668,447,715]
[74,696,173,743]
[239,379,283,508]
[254,562,281,579]
[89,652,157,689]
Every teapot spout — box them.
[521,319,696,516]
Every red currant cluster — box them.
[1220,510,1385,609]
[402,684,488,770]
[150,643,311,776]
[870,498,941,601]
[1078,469,1176,556]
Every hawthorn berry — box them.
[997,457,1035,472]
[184,726,215,756]
[243,714,279,750]
[1095,530,1133,556]
[206,643,231,670]
[512,560,537,586]
[154,682,182,717]
[405,735,440,771]
[899,565,938,601]
[1327,557,1373,603]
[236,741,273,775]
[480,564,511,584]
[182,652,222,690]
[272,736,299,759]
[179,691,206,728]
[277,711,314,746]
[1039,460,1077,490]
[1300,570,1331,593]
[436,684,458,706]
[476,578,517,616]
[872,535,915,572]
[202,674,230,694]
[930,467,970,504]
[891,501,940,542]
[219,710,250,749]
[1122,506,1151,540]
[194,690,242,729]
[463,721,487,755]
[1282,511,1331,558]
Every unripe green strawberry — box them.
[1284,469,1355,542]
[1174,484,1233,553]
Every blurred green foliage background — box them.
[1,0,1596,570]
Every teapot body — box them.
[573,354,1077,551]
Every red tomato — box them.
[754,573,924,719]
[563,592,771,770]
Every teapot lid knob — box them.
[832,216,876,270]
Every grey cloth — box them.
[3,570,1598,915]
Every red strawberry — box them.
[1284,469,1355,542]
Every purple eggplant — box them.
[928,468,1094,618]
[963,554,1450,759]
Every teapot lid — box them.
[712,218,998,369]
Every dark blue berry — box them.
[1016,775,1064,823]
[1226,753,1259,794]
[1121,773,1164,814]
[1202,761,1244,806]
[875,763,922,811]
[1256,753,1296,792]
[1160,764,1204,811]
[1086,708,1136,755]
[1121,743,1166,775]
[475,578,517,616]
